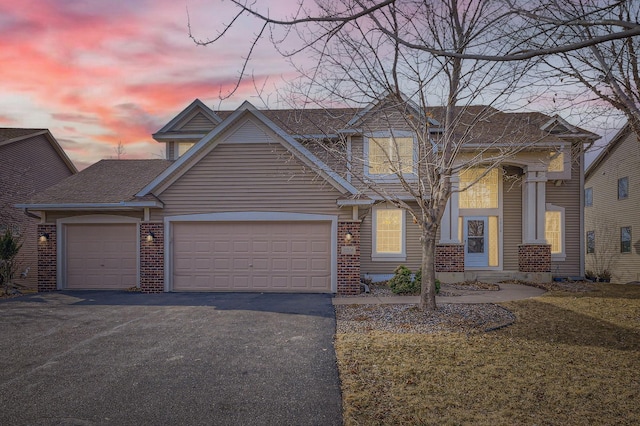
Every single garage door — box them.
[65,223,137,289]
[172,221,332,292]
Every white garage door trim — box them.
[57,215,140,290]
[165,212,338,293]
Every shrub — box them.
[0,230,22,295]
[389,266,440,295]
[389,265,418,295]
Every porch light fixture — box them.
[146,232,155,242]
[344,231,353,243]
[39,233,49,243]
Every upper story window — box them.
[584,187,593,207]
[459,168,499,209]
[366,134,414,176]
[618,177,629,199]
[548,151,564,172]
[178,142,195,157]
[547,148,571,180]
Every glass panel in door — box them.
[464,217,489,268]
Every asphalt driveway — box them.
[0,292,342,425]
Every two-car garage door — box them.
[172,221,332,292]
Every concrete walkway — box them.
[333,283,546,305]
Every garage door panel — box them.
[66,223,137,290]
[173,221,331,292]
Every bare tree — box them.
[190,0,572,310]
[113,140,127,160]
[517,1,640,138]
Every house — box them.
[18,97,598,294]
[0,128,77,290]
[585,124,640,283]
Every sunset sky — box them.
[0,1,618,169]
[0,0,298,169]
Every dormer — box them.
[153,99,222,160]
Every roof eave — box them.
[15,201,163,210]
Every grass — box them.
[335,284,640,425]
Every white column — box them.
[440,174,460,244]
[523,165,547,244]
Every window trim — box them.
[621,226,632,253]
[364,131,416,181]
[584,187,593,207]
[371,205,406,261]
[618,176,629,200]
[545,204,566,261]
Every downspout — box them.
[579,142,586,279]
[22,208,41,221]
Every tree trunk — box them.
[419,228,438,311]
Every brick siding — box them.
[140,223,164,293]
[37,224,57,292]
[337,222,361,295]
[435,244,465,272]
[518,244,551,272]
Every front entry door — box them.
[464,217,488,268]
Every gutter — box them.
[15,201,164,210]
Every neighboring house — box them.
[0,129,77,290]
[18,97,598,295]
[585,124,640,283]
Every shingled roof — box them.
[0,128,48,144]
[24,159,172,206]
[217,108,360,137]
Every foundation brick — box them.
[37,224,57,292]
[337,222,361,295]
[518,244,551,272]
[435,244,465,272]
[140,223,164,293]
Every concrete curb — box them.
[332,283,546,305]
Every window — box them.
[618,177,629,199]
[367,136,414,176]
[372,207,405,259]
[178,142,195,157]
[545,204,565,259]
[548,151,564,172]
[621,227,632,253]
[586,230,595,254]
[584,187,593,207]
[459,168,499,209]
[547,148,571,179]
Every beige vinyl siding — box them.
[360,203,423,275]
[0,134,75,289]
[178,112,217,131]
[503,167,523,270]
[546,148,582,277]
[43,211,144,224]
[157,142,349,220]
[586,130,640,283]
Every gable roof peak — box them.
[153,99,222,139]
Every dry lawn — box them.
[335,284,640,425]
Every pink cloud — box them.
[0,0,303,166]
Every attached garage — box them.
[64,223,137,289]
[172,221,332,292]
